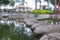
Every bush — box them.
[31,10,54,14]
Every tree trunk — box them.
[35,0,37,10]
[54,0,57,24]
[22,0,25,13]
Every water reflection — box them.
[0,20,32,40]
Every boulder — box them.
[24,18,37,26]
[33,24,60,34]
[31,22,50,29]
[40,32,60,40]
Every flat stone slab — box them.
[36,14,51,20]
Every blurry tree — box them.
[0,0,15,6]
[9,0,15,6]
[35,0,41,10]
[50,0,58,5]
[0,0,10,5]
[15,0,25,5]
[45,0,58,24]
[0,0,10,12]
[38,0,41,10]
[45,0,54,5]
[0,0,15,12]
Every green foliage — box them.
[42,18,56,24]
[0,23,37,40]
[0,23,15,38]
[31,10,53,14]
[45,0,58,5]
[0,0,15,6]
[44,20,53,23]
[50,0,58,5]
[0,0,10,5]
[9,0,15,6]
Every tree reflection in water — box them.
[0,20,37,40]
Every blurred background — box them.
[0,0,60,40]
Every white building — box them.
[15,5,32,12]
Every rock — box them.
[40,32,60,40]
[24,18,37,26]
[36,14,51,20]
[33,24,60,34]
[52,14,60,19]
[31,22,50,29]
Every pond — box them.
[0,20,36,40]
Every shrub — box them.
[31,10,54,14]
